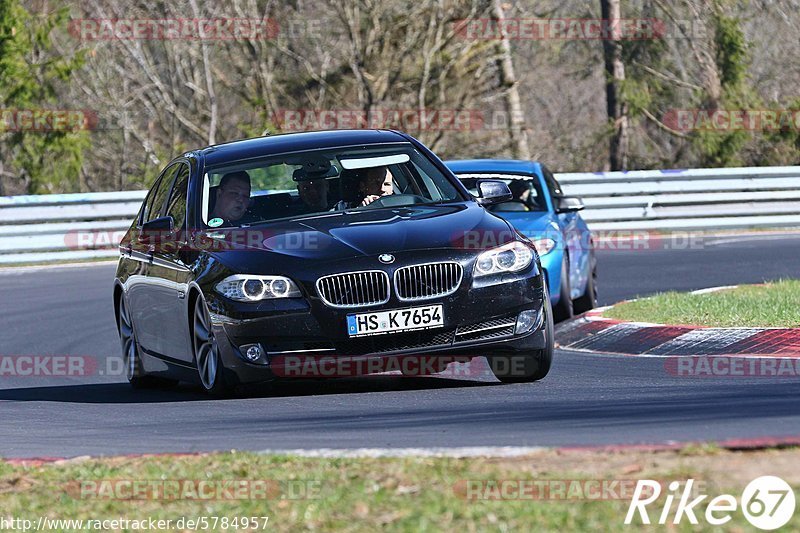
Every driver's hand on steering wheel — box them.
[360,194,382,206]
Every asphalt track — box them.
[0,233,799,458]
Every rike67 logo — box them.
[625,476,795,530]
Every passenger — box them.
[296,178,330,212]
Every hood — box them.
[491,211,561,240]
[209,202,515,266]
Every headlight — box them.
[473,241,534,278]
[531,238,557,256]
[214,275,302,301]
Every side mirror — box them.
[475,180,513,206]
[555,196,584,213]
[138,216,174,244]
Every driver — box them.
[209,171,253,225]
[358,166,394,206]
[508,180,532,210]
[334,166,394,210]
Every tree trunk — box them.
[492,0,531,160]
[601,0,629,170]
[189,0,217,145]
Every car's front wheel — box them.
[573,251,598,314]
[489,291,554,383]
[552,259,574,322]
[192,295,231,396]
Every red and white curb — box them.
[556,302,800,360]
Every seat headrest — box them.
[338,168,367,202]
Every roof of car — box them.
[445,159,542,176]
[190,130,410,166]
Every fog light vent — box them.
[240,343,264,363]
[515,309,543,335]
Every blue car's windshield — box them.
[201,145,464,228]
[455,173,549,212]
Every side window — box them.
[142,164,179,224]
[139,176,162,226]
[403,157,458,201]
[541,165,563,197]
[165,164,190,232]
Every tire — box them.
[490,290,554,383]
[118,296,178,389]
[552,259,574,322]
[573,252,598,315]
[192,295,232,397]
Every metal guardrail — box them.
[1,166,799,264]
[556,166,800,231]
[0,191,145,264]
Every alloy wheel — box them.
[193,296,219,391]
[118,297,139,382]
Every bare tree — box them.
[600,0,628,170]
[491,0,530,159]
[189,0,218,145]
[12,0,794,193]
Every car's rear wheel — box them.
[193,295,231,396]
[552,259,573,322]
[573,252,598,314]
[118,296,177,389]
[490,291,554,383]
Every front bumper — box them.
[205,253,547,385]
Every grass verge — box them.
[1,446,798,531]
[604,279,800,327]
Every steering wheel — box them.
[361,194,428,209]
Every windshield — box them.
[201,145,464,227]
[456,173,548,213]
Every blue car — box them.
[446,159,597,321]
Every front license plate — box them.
[347,305,444,337]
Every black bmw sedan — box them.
[114,130,553,395]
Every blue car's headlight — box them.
[215,275,302,301]
[531,238,557,256]
[473,242,534,278]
